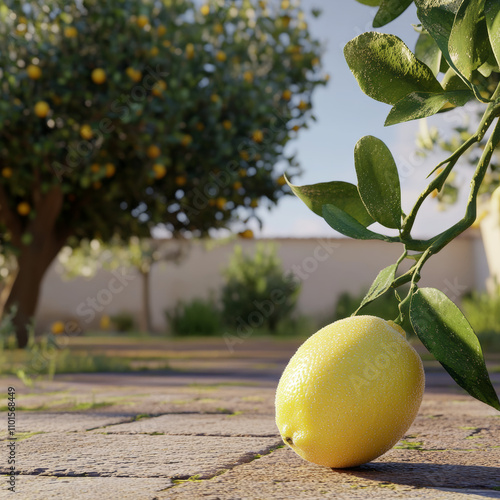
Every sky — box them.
[252,0,470,239]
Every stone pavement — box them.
[1,346,500,499]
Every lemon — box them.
[34,101,50,118]
[17,202,31,216]
[27,64,42,80]
[153,163,166,179]
[91,68,106,84]
[80,124,93,140]
[146,144,161,159]
[64,26,78,38]
[51,321,65,335]
[275,316,424,468]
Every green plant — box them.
[288,0,500,411]
[461,288,500,351]
[166,297,222,336]
[221,244,300,332]
[0,0,326,347]
[110,312,136,333]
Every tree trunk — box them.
[4,236,64,348]
[139,269,152,333]
[0,184,66,348]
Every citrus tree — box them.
[0,0,326,347]
[289,0,500,411]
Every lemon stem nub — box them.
[285,437,294,446]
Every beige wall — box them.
[36,230,489,332]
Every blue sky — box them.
[254,0,469,239]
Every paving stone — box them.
[92,414,279,437]
[163,445,500,499]
[2,412,134,435]
[0,433,280,479]
[7,476,172,500]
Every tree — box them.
[0,0,326,346]
[289,0,500,410]
[59,236,185,333]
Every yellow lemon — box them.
[175,175,187,186]
[64,26,78,38]
[275,316,425,469]
[282,89,292,101]
[181,134,193,147]
[2,167,13,178]
[216,51,227,62]
[233,181,242,190]
[200,4,210,15]
[153,164,166,179]
[215,197,226,210]
[152,80,167,96]
[34,101,50,118]
[17,202,31,216]
[185,43,195,60]
[277,175,286,186]
[27,64,42,80]
[157,25,167,36]
[222,120,232,130]
[105,163,115,177]
[51,321,65,335]
[80,124,93,140]
[252,130,264,143]
[243,71,253,83]
[297,100,308,111]
[91,68,106,84]
[239,229,254,239]
[137,15,149,28]
[250,199,259,208]
[126,67,142,82]
[147,144,161,159]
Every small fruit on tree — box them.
[276,316,424,468]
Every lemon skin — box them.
[275,315,425,468]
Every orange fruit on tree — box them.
[91,68,106,84]
[80,124,93,140]
[34,101,50,118]
[17,202,31,216]
[105,163,116,177]
[152,80,167,96]
[147,144,161,159]
[137,15,149,28]
[252,130,264,143]
[2,167,13,178]
[64,26,78,38]
[153,164,166,179]
[27,64,42,80]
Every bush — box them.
[221,244,300,333]
[110,312,136,333]
[333,287,414,335]
[461,289,500,351]
[166,297,222,336]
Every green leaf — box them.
[355,263,398,314]
[344,32,443,105]
[448,0,492,80]
[385,90,474,126]
[356,0,382,5]
[373,0,413,27]
[415,0,486,98]
[322,204,391,241]
[485,0,500,67]
[286,179,374,226]
[415,32,442,76]
[354,136,402,229]
[410,288,500,411]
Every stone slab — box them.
[2,476,172,500]
[91,414,280,437]
[0,433,281,479]
[163,446,500,499]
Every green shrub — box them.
[461,289,500,351]
[221,244,301,333]
[333,287,414,335]
[110,312,136,333]
[166,297,222,336]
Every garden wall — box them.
[36,230,489,332]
